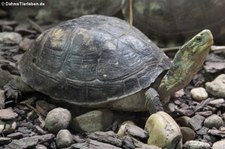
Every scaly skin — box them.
[158,29,213,104]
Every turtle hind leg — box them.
[145,88,163,114]
[3,77,34,103]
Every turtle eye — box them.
[195,36,202,42]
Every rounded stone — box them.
[45,108,72,133]
[175,116,191,127]
[56,129,73,148]
[190,87,208,101]
[212,140,225,149]
[203,114,223,129]
[206,74,225,97]
[145,111,182,149]
[180,127,195,143]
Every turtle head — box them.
[158,29,213,104]
[182,29,213,59]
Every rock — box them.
[56,129,73,148]
[45,108,71,133]
[209,98,225,105]
[35,144,48,149]
[0,120,16,133]
[204,114,223,129]
[5,134,54,149]
[190,87,208,101]
[117,121,148,139]
[88,131,123,147]
[0,89,5,109]
[183,140,211,149]
[72,109,113,132]
[36,100,56,117]
[206,74,225,97]
[180,127,195,143]
[145,111,182,149]
[7,132,23,139]
[0,32,22,45]
[175,116,190,127]
[139,144,162,149]
[0,69,15,89]
[0,137,11,144]
[70,139,122,149]
[0,108,18,120]
[212,139,225,149]
[189,115,205,131]
[196,127,209,135]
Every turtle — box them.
[122,0,224,47]
[4,15,213,113]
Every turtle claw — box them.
[3,80,21,101]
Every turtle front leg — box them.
[145,88,163,114]
[4,77,34,101]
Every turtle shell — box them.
[19,15,171,105]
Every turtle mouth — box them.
[200,29,214,46]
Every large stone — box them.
[72,109,113,132]
[206,74,225,97]
[145,111,182,149]
[45,108,71,133]
[212,139,225,149]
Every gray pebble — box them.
[189,115,205,131]
[56,129,73,148]
[183,140,211,149]
[0,32,22,45]
[204,114,223,129]
[45,108,71,133]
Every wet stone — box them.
[145,111,182,149]
[203,114,223,129]
[189,115,205,131]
